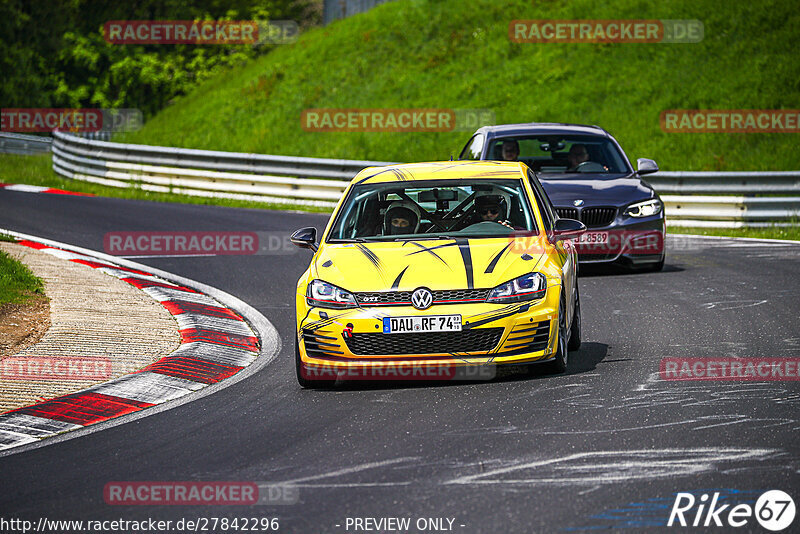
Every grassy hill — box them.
[119,0,800,171]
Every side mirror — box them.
[636,158,659,175]
[291,227,317,252]
[551,218,586,242]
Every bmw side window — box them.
[458,133,484,160]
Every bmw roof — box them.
[474,122,612,138]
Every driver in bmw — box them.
[567,143,589,171]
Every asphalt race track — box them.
[1,189,799,532]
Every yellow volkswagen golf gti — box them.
[290,161,586,387]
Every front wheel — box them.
[568,286,581,351]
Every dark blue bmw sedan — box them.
[459,123,665,271]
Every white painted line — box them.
[170,342,257,367]
[174,314,254,336]
[0,430,39,450]
[3,184,49,193]
[142,286,221,307]
[90,372,204,404]
[0,414,81,437]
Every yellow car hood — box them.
[311,238,547,292]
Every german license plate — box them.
[382,315,462,334]
[575,231,609,244]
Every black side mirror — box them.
[551,218,586,242]
[291,227,317,252]
[636,158,659,175]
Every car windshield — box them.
[327,179,538,242]
[487,134,630,175]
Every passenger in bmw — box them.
[383,201,421,235]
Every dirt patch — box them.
[0,297,50,358]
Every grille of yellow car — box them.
[344,328,504,356]
[355,289,490,307]
[495,321,551,356]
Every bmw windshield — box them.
[327,179,538,242]
[486,135,632,175]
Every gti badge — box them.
[411,288,433,310]
[573,199,584,207]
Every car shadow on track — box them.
[302,342,609,392]
[579,262,683,277]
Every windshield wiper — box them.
[329,238,366,243]
[394,235,455,241]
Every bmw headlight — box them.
[486,272,547,304]
[625,199,662,218]
[307,280,358,309]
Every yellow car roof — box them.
[352,160,528,185]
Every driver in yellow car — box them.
[474,192,514,229]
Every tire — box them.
[567,286,581,351]
[296,336,335,388]
[541,297,568,374]
[646,254,665,272]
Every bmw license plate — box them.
[575,231,609,244]
[382,315,462,334]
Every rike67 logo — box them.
[668,490,795,531]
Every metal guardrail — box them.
[49,131,799,226]
[0,132,53,155]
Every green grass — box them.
[0,153,332,213]
[115,0,800,171]
[669,225,800,241]
[0,249,46,306]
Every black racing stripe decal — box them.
[456,239,474,289]
[355,243,383,272]
[356,168,396,184]
[392,169,409,181]
[405,241,451,265]
[464,304,526,329]
[484,243,511,274]
[391,266,409,290]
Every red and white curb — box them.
[0,183,94,196]
[0,230,279,454]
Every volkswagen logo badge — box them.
[411,288,433,310]
[573,199,584,207]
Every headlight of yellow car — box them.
[485,272,547,304]
[306,279,358,309]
